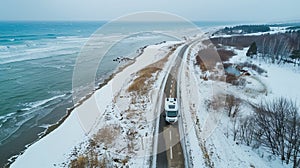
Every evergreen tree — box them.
[246,42,257,57]
[290,50,300,60]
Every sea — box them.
[0,21,238,166]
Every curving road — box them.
[156,45,188,168]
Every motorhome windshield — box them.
[169,105,175,109]
[167,111,177,117]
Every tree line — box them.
[216,25,271,35]
[211,31,300,65]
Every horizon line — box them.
[0,19,299,25]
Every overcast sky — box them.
[0,0,299,22]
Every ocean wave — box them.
[0,115,35,144]
[0,45,10,51]
[0,67,11,70]
[0,93,68,143]
[0,112,16,121]
[0,36,88,65]
[0,34,85,46]
[0,47,79,65]
[38,124,51,129]
[22,94,66,111]
[0,34,60,42]
[119,32,174,43]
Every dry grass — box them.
[226,73,239,84]
[127,45,175,95]
[125,109,139,119]
[127,66,161,94]
[68,125,126,167]
[70,152,108,168]
[70,155,87,168]
[196,48,221,71]
[93,125,121,146]
[217,49,236,62]
[200,141,214,168]
[196,47,236,73]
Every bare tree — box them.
[239,98,300,167]
[232,116,238,141]
[239,116,255,146]
[287,104,300,167]
[225,95,240,118]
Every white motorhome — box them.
[164,98,179,123]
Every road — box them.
[156,45,188,168]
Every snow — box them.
[11,41,181,168]
[178,41,206,167]
[11,98,89,168]
[11,29,299,168]
[229,47,300,104]
[11,85,114,168]
[178,38,296,168]
[256,63,300,101]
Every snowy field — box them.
[179,41,299,168]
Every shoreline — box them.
[5,41,167,167]
[41,41,168,138]
[10,40,180,167]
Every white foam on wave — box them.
[38,124,51,129]
[0,112,16,120]
[0,94,66,127]
[0,94,68,143]
[0,36,87,65]
[0,115,35,144]
[22,94,66,111]
[0,48,79,65]
[122,33,161,43]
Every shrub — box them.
[70,156,87,168]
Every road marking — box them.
[170,130,172,141]
[170,145,173,160]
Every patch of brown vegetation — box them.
[127,66,161,94]
[69,152,108,168]
[93,125,121,146]
[226,73,238,84]
[68,124,128,168]
[125,109,139,119]
[202,39,212,46]
[196,48,222,71]
[217,49,236,62]
[196,55,208,71]
[127,44,178,94]
[70,155,87,168]
[200,141,215,168]
[69,146,108,168]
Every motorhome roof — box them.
[165,98,178,111]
